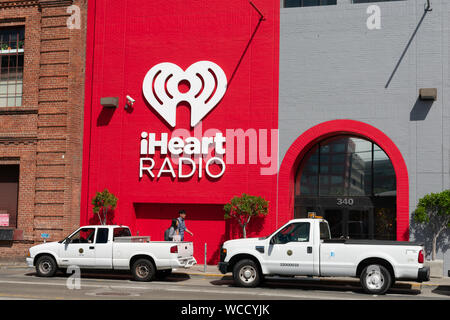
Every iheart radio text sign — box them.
[139,132,226,180]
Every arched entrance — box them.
[295,135,396,239]
[277,120,409,241]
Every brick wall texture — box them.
[0,0,86,258]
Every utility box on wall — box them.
[419,88,437,101]
[0,229,14,241]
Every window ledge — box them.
[0,107,38,115]
[0,48,24,54]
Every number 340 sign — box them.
[336,198,354,206]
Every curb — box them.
[181,271,225,277]
[0,264,29,269]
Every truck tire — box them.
[360,264,392,295]
[131,258,156,282]
[35,255,57,277]
[233,259,261,288]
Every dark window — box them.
[0,165,19,228]
[69,228,96,244]
[96,228,109,244]
[0,27,24,107]
[297,146,319,195]
[374,207,396,240]
[373,145,396,196]
[113,227,131,238]
[295,136,395,197]
[348,209,370,239]
[320,222,331,240]
[284,0,337,7]
[272,222,310,244]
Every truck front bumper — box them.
[417,266,430,282]
[218,262,229,274]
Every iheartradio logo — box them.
[142,61,227,128]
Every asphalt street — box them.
[0,266,449,300]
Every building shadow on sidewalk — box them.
[210,276,421,296]
[432,286,450,296]
[25,269,191,283]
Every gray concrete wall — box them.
[279,0,450,275]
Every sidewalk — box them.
[175,263,223,276]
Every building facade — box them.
[278,0,450,273]
[81,0,449,274]
[0,0,86,259]
[2,0,448,275]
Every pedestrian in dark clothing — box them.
[177,210,193,241]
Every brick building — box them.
[0,0,86,259]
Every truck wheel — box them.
[132,259,156,282]
[35,255,57,277]
[360,264,392,295]
[233,259,261,288]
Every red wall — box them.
[134,203,269,264]
[81,0,280,263]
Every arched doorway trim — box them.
[278,120,409,240]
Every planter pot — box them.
[424,259,444,278]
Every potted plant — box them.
[91,188,118,225]
[224,193,269,238]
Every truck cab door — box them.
[265,222,315,276]
[59,227,97,268]
[94,227,113,269]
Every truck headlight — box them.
[220,247,227,261]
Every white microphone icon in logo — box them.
[142,61,227,128]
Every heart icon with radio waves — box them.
[142,61,227,128]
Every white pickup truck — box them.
[218,218,430,294]
[26,225,196,281]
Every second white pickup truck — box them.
[218,217,430,294]
[26,225,196,281]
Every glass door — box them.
[321,206,374,239]
[347,208,372,239]
[322,208,346,239]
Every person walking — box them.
[177,209,193,241]
[164,218,179,241]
